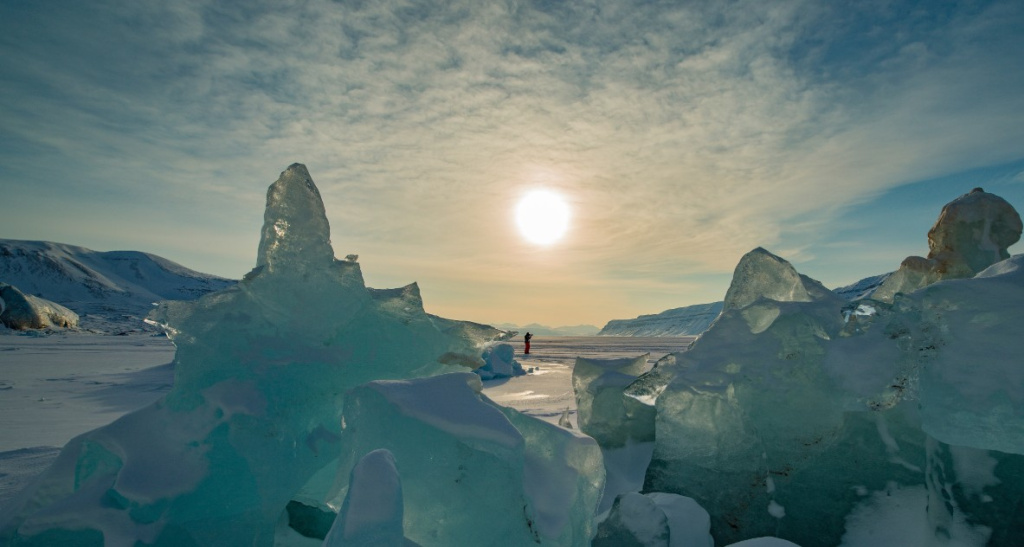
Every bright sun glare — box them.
[515,190,570,245]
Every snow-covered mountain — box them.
[831,272,892,300]
[598,302,724,336]
[0,239,235,332]
[599,273,895,337]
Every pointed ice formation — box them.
[0,164,480,545]
[255,163,335,275]
[723,247,838,311]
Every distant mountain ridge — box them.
[493,323,601,337]
[0,239,236,332]
[598,272,895,337]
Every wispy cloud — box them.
[1,0,1022,324]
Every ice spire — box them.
[722,247,837,310]
[255,163,335,274]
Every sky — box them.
[1,0,1023,328]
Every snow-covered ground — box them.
[0,331,693,509]
[0,332,177,506]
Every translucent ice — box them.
[326,449,417,546]
[921,437,1022,546]
[0,164,480,545]
[593,492,669,546]
[594,492,713,547]
[330,373,604,546]
[572,354,656,448]
[927,188,1022,274]
[572,354,660,514]
[638,226,1024,546]
[255,163,335,275]
[910,255,1024,454]
[639,248,921,545]
[723,247,839,311]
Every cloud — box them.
[1,0,1023,324]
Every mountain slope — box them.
[831,272,892,301]
[0,239,235,332]
[598,302,724,336]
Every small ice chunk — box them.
[474,342,525,380]
[593,492,669,547]
[572,354,656,448]
[558,407,574,429]
[646,493,714,547]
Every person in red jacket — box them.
[524,332,533,354]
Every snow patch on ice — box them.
[840,483,991,547]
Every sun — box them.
[515,189,571,245]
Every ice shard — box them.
[572,354,656,448]
[255,163,335,275]
[0,164,479,545]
